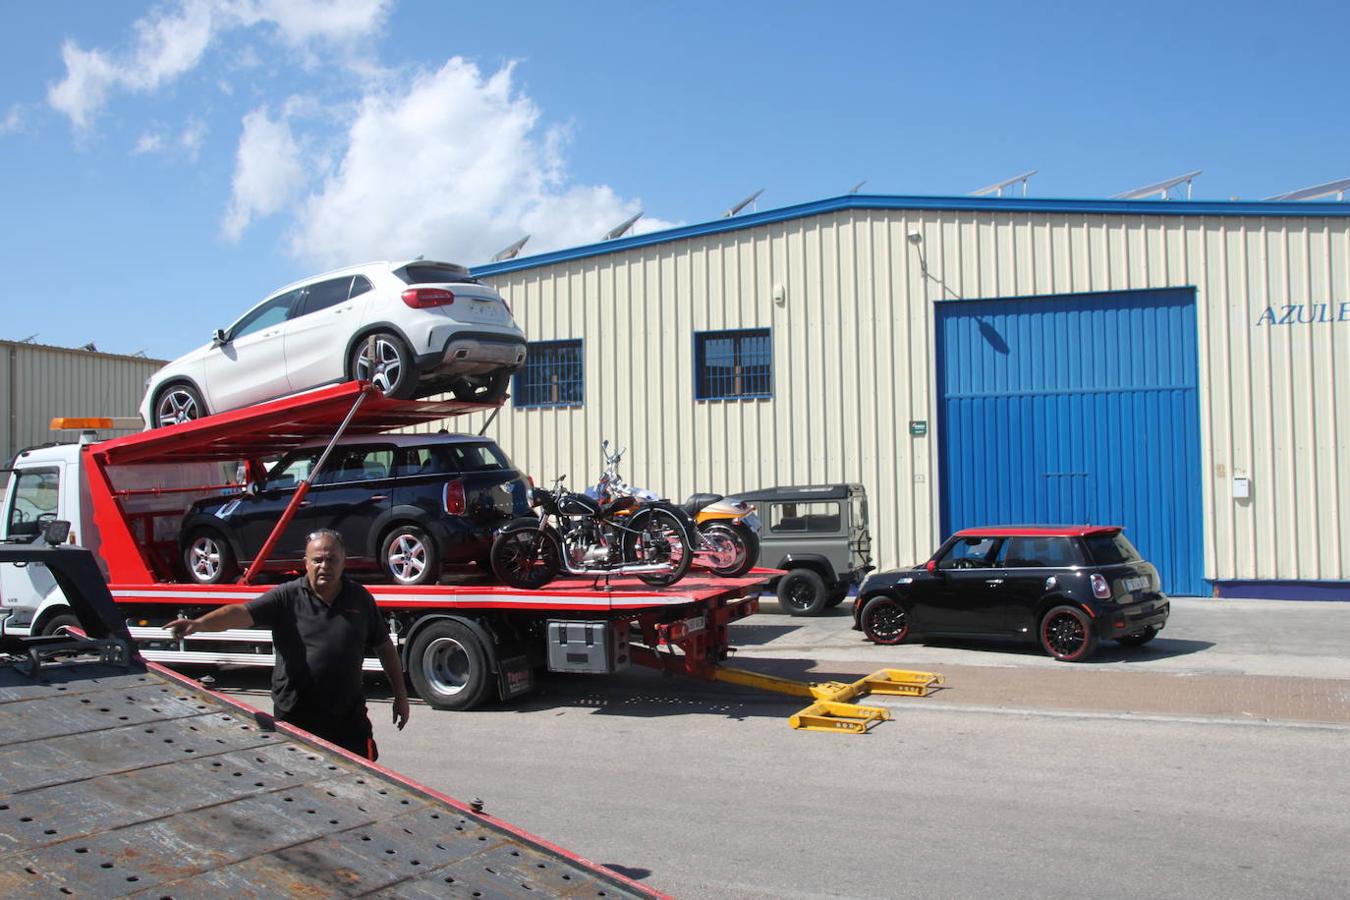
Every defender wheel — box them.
[777,568,827,616]
[1040,605,1099,661]
[350,332,418,399]
[381,524,441,586]
[859,596,910,644]
[153,383,206,427]
[1117,626,1159,647]
[184,530,239,584]
[407,620,492,710]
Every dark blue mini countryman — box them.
[853,525,1169,661]
[179,434,531,586]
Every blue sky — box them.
[2,0,1347,359]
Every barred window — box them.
[695,329,772,400]
[514,340,584,408]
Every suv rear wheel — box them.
[447,371,510,404]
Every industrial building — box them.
[1,340,164,463]
[458,194,1350,598]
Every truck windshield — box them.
[5,468,60,542]
[1083,532,1142,565]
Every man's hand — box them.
[392,695,410,730]
[166,617,199,639]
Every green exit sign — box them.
[909,420,928,437]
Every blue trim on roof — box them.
[471,193,1350,277]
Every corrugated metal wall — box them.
[443,208,1348,588]
[0,341,164,462]
[936,289,1204,595]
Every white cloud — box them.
[47,0,391,131]
[0,105,25,134]
[288,58,678,267]
[221,106,307,241]
[134,131,166,154]
[180,117,208,157]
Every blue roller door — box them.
[936,287,1203,596]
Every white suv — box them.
[141,260,526,427]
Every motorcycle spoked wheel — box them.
[621,509,694,587]
[490,529,562,590]
[697,522,759,578]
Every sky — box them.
[2,0,1347,360]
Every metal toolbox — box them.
[546,620,630,674]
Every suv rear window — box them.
[1083,532,1142,565]
[396,263,478,285]
[395,442,511,475]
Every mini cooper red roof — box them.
[953,525,1123,538]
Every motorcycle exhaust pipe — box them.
[560,561,676,576]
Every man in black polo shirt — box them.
[168,530,410,759]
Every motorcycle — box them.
[490,474,694,590]
[591,441,761,578]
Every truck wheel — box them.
[407,620,492,710]
[184,530,239,584]
[349,332,418,399]
[777,568,827,616]
[825,584,850,607]
[39,613,80,637]
[1040,605,1099,661]
[153,382,206,427]
[859,596,909,644]
[381,525,441,586]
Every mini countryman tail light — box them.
[1090,573,1111,599]
[443,479,466,516]
[402,288,455,308]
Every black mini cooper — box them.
[853,526,1169,661]
[179,434,531,586]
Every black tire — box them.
[490,528,561,589]
[825,584,850,608]
[349,331,418,399]
[698,522,759,578]
[859,595,910,645]
[1040,605,1099,661]
[447,371,511,404]
[39,612,81,637]
[623,508,694,587]
[153,382,206,428]
[380,524,441,586]
[406,620,492,710]
[183,529,239,584]
[777,568,828,616]
[1117,626,1159,647]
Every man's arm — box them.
[375,639,411,730]
[167,603,254,639]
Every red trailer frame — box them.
[78,382,763,691]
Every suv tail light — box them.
[1090,573,1112,599]
[443,479,466,515]
[402,288,455,308]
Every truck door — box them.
[0,466,63,628]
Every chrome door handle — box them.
[985,578,1003,586]
[367,495,388,502]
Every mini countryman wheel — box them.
[184,530,239,585]
[381,524,441,586]
[154,383,205,427]
[1040,605,1099,661]
[407,620,492,710]
[859,596,910,645]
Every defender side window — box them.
[769,500,841,533]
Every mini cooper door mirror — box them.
[925,559,938,574]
